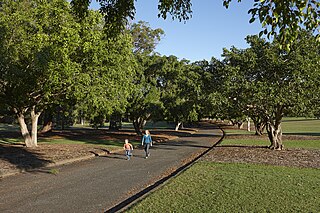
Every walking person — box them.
[123,139,133,160]
[141,130,153,159]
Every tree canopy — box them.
[221,31,320,149]
[0,0,80,147]
[0,0,135,146]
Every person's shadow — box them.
[100,151,146,160]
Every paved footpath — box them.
[0,124,222,213]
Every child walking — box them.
[141,130,153,159]
[123,139,133,160]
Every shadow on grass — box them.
[0,144,53,172]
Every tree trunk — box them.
[30,107,41,147]
[255,122,265,136]
[16,112,33,147]
[266,123,283,150]
[40,111,53,133]
[133,117,145,135]
[175,122,182,131]
[266,105,285,150]
[14,107,41,148]
[40,121,52,133]
[251,116,265,136]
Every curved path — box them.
[0,123,222,213]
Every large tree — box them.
[222,32,320,150]
[0,0,80,147]
[71,0,319,49]
[126,21,165,134]
[0,1,136,146]
[126,54,163,135]
[71,10,135,127]
[159,56,200,130]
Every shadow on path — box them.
[154,141,212,150]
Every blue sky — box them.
[90,0,265,62]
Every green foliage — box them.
[0,0,80,113]
[128,162,320,212]
[0,0,136,145]
[126,54,164,133]
[221,31,320,128]
[160,56,202,125]
[53,9,136,123]
[127,22,166,133]
[130,21,165,55]
[157,0,192,21]
[71,0,135,36]
[225,0,320,50]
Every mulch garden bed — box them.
[202,146,320,169]
[203,125,320,169]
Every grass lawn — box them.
[128,162,320,213]
[126,118,317,212]
[282,118,320,136]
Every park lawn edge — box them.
[127,161,320,212]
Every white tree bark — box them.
[16,112,33,147]
[175,122,182,131]
[247,117,251,132]
[14,107,41,148]
[30,107,41,147]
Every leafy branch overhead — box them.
[71,0,319,50]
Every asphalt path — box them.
[0,124,222,213]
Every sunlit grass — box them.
[282,118,320,136]
[128,162,320,213]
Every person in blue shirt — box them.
[141,130,153,159]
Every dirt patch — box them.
[203,124,320,169]
[202,146,320,169]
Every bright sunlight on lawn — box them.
[128,162,320,212]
